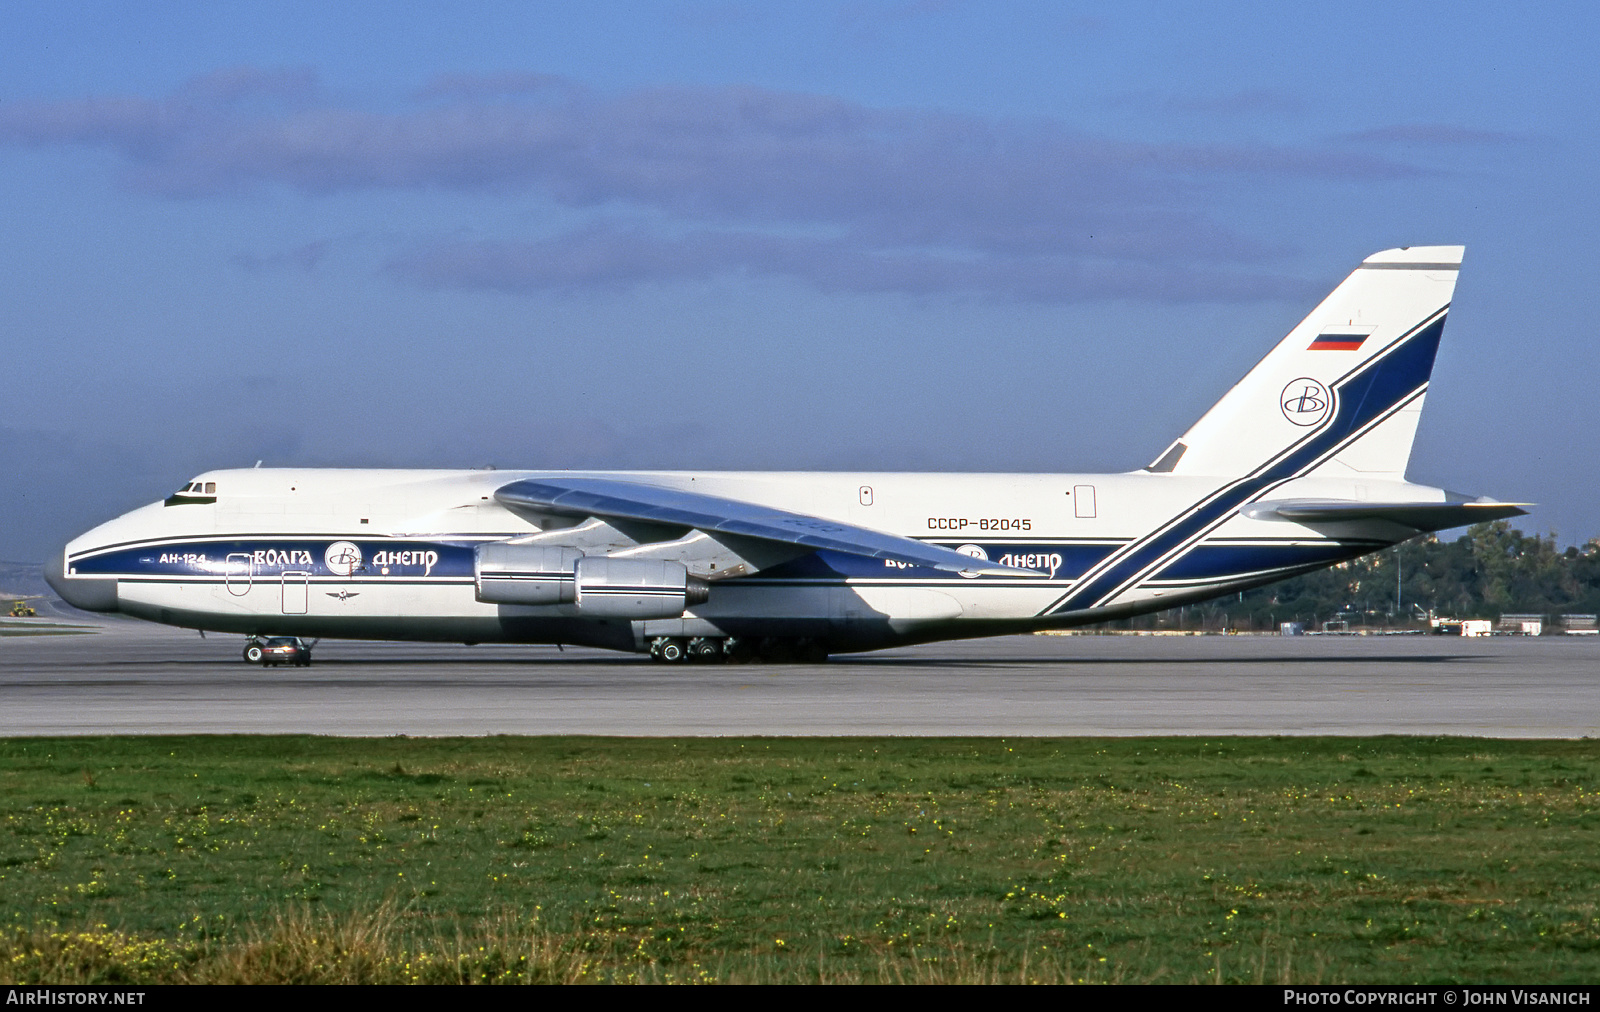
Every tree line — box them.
[1140,522,1600,632]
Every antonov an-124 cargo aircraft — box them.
[48,246,1526,664]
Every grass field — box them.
[1,735,1597,983]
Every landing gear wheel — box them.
[651,637,689,663]
[688,637,723,662]
[244,644,264,664]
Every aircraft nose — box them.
[42,548,119,613]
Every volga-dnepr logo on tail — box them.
[1280,378,1331,427]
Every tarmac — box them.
[2,614,1596,737]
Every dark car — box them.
[243,636,312,667]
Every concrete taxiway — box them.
[2,618,1596,737]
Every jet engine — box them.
[574,557,709,619]
[475,544,709,618]
[474,544,581,605]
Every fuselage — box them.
[50,466,1444,654]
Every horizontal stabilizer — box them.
[1241,498,1529,532]
[496,476,1042,576]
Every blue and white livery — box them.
[47,247,1526,662]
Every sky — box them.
[2,1,1596,562]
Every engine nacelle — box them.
[574,557,710,619]
[474,544,582,605]
[476,546,711,618]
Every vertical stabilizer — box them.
[1148,247,1461,480]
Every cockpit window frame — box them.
[164,479,218,507]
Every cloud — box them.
[413,72,570,101]
[232,239,331,273]
[175,66,319,106]
[1338,124,1519,146]
[0,68,1429,302]
[389,224,1318,302]
[1175,89,1307,117]
[1111,88,1307,117]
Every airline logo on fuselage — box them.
[996,552,1064,578]
[370,549,439,576]
[325,541,364,577]
[884,544,1066,579]
[326,542,440,577]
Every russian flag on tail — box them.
[1309,332,1369,351]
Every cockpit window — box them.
[164,479,218,506]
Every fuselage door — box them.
[225,553,253,596]
[281,571,309,615]
[1073,485,1098,519]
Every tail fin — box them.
[1147,246,1461,480]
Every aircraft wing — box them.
[1241,498,1529,532]
[494,476,1040,576]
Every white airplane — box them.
[47,246,1525,664]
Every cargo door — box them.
[281,571,309,615]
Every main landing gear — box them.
[648,636,828,664]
